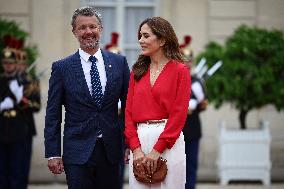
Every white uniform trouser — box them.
[129,121,186,189]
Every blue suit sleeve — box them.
[119,56,130,149]
[120,57,130,116]
[44,62,64,158]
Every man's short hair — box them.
[71,6,103,29]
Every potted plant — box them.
[195,25,284,185]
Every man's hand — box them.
[199,99,208,110]
[187,109,193,115]
[48,158,64,174]
[124,148,130,164]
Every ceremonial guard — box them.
[0,37,41,189]
[105,32,121,54]
[16,48,41,187]
[180,35,208,189]
[0,47,28,189]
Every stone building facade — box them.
[0,0,283,183]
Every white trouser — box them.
[129,121,186,189]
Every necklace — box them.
[150,62,167,81]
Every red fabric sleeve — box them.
[153,66,191,153]
[124,73,141,151]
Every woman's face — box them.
[139,24,164,56]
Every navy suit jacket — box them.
[44,50,130,165]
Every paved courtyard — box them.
[29,183,284,189]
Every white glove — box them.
[189,99,198,110]
[0,97,14,111]
[9,79,24,103]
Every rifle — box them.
[204,60,223,80]
[193,58,223,84]
[192,58,206,75]
[26,59,39,73]
[36,68,49,80]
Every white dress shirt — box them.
[79,48,107,95]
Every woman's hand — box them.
[144,149,161,174]
[133,147,146,174]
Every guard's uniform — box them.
[183,76,207,189]
[17,72,41,186]
[0,44,40,189]
[0,74,30,189]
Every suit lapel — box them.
[101,50,114,106]
[70,51,93,102]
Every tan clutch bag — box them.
[133,157,167,184]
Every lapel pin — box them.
[109,65,112,68]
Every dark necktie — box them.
[89,56,103,107]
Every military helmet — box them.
[1,48,18,64]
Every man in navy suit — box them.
[44,6,130,189]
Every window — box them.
[81,0,159,67]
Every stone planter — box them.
[217,121,271,185]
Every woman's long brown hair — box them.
[133,17,183,81]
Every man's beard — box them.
[81,39,100,49]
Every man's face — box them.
[2,62,17,74]
[72,15,102,51]
[184,60,192,70]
